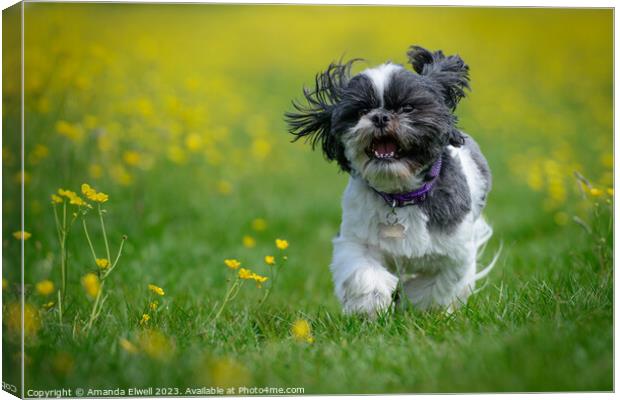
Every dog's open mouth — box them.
[369,137,401,160]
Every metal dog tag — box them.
[379,222,406,239]
[379,206,406,239]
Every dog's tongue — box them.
[373,139,397,157]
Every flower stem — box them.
[98,204,111,263]
[102,235,127,280]
[211,278,240,324]
[82,217,98,264]
[85,280,105,333]
[57,290,63,325]
[60,201,68,311]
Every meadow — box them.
[2,4,613,394]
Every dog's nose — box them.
[371,111,390,129]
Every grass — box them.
[2,4,613,395]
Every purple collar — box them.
[371,156,443,208]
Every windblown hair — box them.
[285,59,361,170]
[406,46,470,111]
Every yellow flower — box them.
[208,357,251,388]
[185,133,203,151]
[14,171,31,185]
[58,189,86,206]
[148,284,165,296]
[140,314,150,325]
[55,120,83,141]
[224,259,241,270]
[264,255,275,266]
[291,319,314,344]
[242,235,256,248]
[238,268,268,286]
[123,151,141,166]
[238,268,253,280]
[5,303,40,338]
[150,301,158,311]
[51,194,63,204]
[81,273,100,299]
[42,301,55,309]
[607,188,614,196]
[275,238,289,250]
[252,273,268,285]
[589,187,603,197]
[81,183,108,203]
[69,195,86,206]
[35,280,54,296]
[95,258,109,269]
[13,231,32,240]
[119,338,139,354]
[137,329,175,360]
[29,144,49,164]
[251,218,267,231]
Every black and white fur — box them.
[286,46,497,316]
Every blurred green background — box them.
[2,4,613,394]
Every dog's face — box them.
[286,46,469,193]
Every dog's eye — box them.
[358,108,370,118]
[400,105,415,113]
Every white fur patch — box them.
[361,63,403,105]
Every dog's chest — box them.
[369,206,435,258]
[340,176,473,264]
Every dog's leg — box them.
[331,236,398,317]
[403,257,476,312]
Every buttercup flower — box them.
[5,303,40,337]
[150,301,158,311]
[140,314,150,325]
[589,187,603,197]
[238,268,253,280]
[251,218,267,231]
[58,189,86,206]
[291,318,314,344]
[242,235,256,248]
[238,268,268,286]
[208,357,251,388]
[148,284,165,296]
[81,273,101,299]
[264,255,275,266]
[119,338,139,354]
[275,238,289,250]
[252,273,268,285]
[35,280,54,296]
[42,301,55,309]
[224,259,241,270]
[13,231,32,240]
[137,329,175,360]
[81,183,109,203]
[96,258,109,269]
[51,194,63,204]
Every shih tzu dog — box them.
[285,45,499,316]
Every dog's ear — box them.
[407,45,470,110]
[285,59,358,163]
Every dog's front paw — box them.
[340,267,398,317]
